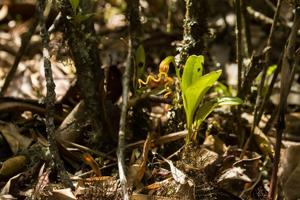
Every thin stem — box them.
[37,0,72,188]
[117,0,141,199]
[241,0,252,57]
[240,0,283,158]
[268,6,300,199]
[236,0,243,94]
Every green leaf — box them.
[135,45,146,78]
[194,96,242,130]
[73,13,94,23]
[256,64,277,82]
[266,64,277,77]
[181,55,204,92]
[183,70,222,130]
[214,82,232,96]
[194,100,218,129]
[69,0,79,12]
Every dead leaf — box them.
[48,188,76,200]
[280,145,300,200]
[32,163,50,200]
[217,166,252,183]
[162,157,193,187]
[0,173,22,195]
[203,134,228,154]
[0,121,32,154]
[0,155,27,180]
[131,193,180,200]
[128,131,153,186]
[254,127,274,157]
[82,153,101,176]
[0,5,8,21]
[0,194,17,199]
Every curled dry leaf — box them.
[0,4,8,21]
[82,153,101,176]
[32,163,50,200]
[0,155,27,180]
[0,173,22,196]
[162,157,193,187]
[217,166,253,197]
[217,166,252,183]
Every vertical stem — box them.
[269,113,284,199]
[268,5,300,199]
[235,0,245,148]
[117,0,141,199]
[240,0,283,158]
[37,0,72,188]
[256,0,283,123]
[236,0,243,94]
[241,0,252,57]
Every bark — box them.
[179,0,208,66]
[56,0,112,143]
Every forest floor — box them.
[0,1,300,200]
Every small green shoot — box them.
[180,55,242,143]
[69,0,79,13]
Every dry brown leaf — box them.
[254,127,274,157]
[0,121,32,154]
[32,163,50,200]
[0,194,17,199]
[217,166,252,183]
[203,134,228,155]
[0,173,22,195]
[162,157,192,186]
[48,188,76,200]
[128,131,153,186]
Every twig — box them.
[0,17,38,96]
[37,0,72,188]
[247,6,275,25]
[0,97,65,122]
[117,22,130,200]
[63,141,117,161]
[264,0,276,12]
[117,0,141,199]
[241,0,283,158]
[106,130,187,156]
[48,12,62,33]
[263,53,298,135]
[269,6,300,199]
[128,91,172,107]
[235,0,244,147]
